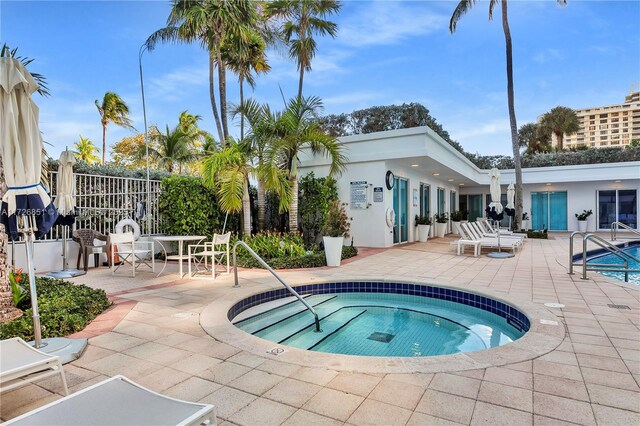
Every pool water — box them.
[589,245,640,285]
[233,292,525,357]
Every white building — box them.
[299,126,639,248]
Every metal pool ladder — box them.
[569,231,640,282]
[232,241,321,332]
[611,221,640,241]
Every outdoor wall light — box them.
[459,183,465,186]
[545,183,552,186]
[614,180,621,183]
[411,164,419,167]
[432,173,440,176]
[448,178,454,182]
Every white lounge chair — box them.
[3,375,216,426]
[450,223,482,256]
[0,337,68,396]
[188,232,231,279]
[479,218,527,239]
[469,222,525,243]
[461,223,522,253]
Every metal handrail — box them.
[568,231,588,275]
[570,232,640,282]
[232,241,321,332]
[611,221,640,241]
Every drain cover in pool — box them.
[368,332,395,343]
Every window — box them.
[437,188,446,216]
[419,183,430,217]
[598,190,637,229]
[450,191,457,213]
[459,194,468,214]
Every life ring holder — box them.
[115,218,141,240]
[385,208,396,228]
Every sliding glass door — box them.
[468,194,483,222]
[531,191,567,230]
[598,189,637,229]
[393,177,409,244]
[437,188,446,216]
[419,183,430,217]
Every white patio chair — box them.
[450,223,482,256]
[3,375,216,425]
[0,337,68,396]
[188,232,231,279]
[110,231,155,277]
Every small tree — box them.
[74,135,101,165]
[540,106,579,151]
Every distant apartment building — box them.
[561,84,640,149]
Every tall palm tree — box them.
[266,96,346,232]
[449,0,567,229]
[518,122,551,154]
[266,0,340,100]
[95,92,134,164]
[148,125,197,173]
[74,135,101,165]
[540,106,579,151]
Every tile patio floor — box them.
[1,235,639,425]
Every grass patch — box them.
[0,276,111,341]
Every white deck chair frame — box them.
[463,223,522,252]
[451,223,482,256]
[0,337,68,396]
[188,232,231,280]
[110,232,155,277]
[469,222,525,243]
[479,218,527,239]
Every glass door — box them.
[531,191,567,230]
[437,188,446,216]
[450,191,456,212]
[393,177,409,244]
[598,189,638,229]
[468,194,483,221]
[531,192,548,230]
[419,183,430,217]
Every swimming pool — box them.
[229,282,528,357]
[588,242,640,284]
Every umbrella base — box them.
[29,337,88,364]
[487,251,515,259]
[45,269,86,279]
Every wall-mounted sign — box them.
[373,187,383,202]
[413,188,419,207]
[350,181,369,209]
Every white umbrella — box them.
[53,150,76,218]
[0,57,58,348]
[506,183,515,211]
[487,168,504,217]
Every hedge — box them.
[236,245,358,269]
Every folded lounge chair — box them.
[478,218,527,239]
[468,222,525,243]
[0,337,68,396]
[460,223,522,254]
[4,375,216,426]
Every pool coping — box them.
[200,279,565,374]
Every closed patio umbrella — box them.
[0,56,58,348]
[505,183,516,231]
[485,168,513,258]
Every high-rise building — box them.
[561,84,640,149]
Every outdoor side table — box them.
[154,235,205,278]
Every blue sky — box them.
[2,0,639,159]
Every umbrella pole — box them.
[19,215,43,348]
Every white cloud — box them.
[323,91,381,110]
[148,65,209,101]
[450,118,510,142]
[532,48,562,64]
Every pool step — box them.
[240,295,336,336]
[281,308,367,350]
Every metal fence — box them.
[44,171,162,240]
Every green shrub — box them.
[0,277,111,341]
[299,172,338,246]
[525,230,548,239]
[233,232,307,261]
[415,215,431,225]
[322,201,351,238]
[236,245,358,269]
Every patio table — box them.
[154,235,205,278]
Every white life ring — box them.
[385,208,396,228]
[115,218,141,240]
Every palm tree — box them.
[518,122,551,155]
[540,106,579,151]
[74,135,101,164]
[266,96,346,232]
[265,0,340,100]
[95,92,134,164]
[148,125,197,173]
[449,0,567,229]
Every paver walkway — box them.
[1,235,639,425]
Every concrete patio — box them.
[1,235,639,425]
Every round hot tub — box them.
[228,281,529,357]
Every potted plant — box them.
[434,213,448,238]
[522,212,530,231]
[322,200,351,267]
[575,209,592,232]
[450,210,467,235]
[415,215,431,242]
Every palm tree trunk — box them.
[555,131,564,151]
[209,52,224,142]
[297,66,304,101]
[101,123,107,164]
[240,76,245,141]
[242,182,251,236]
[502,0,522,230]
[257,178,266,231]
[289,175,299,232]
[216,48,229,142]
[0,164,22,323]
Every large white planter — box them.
[452,221,461,235]
[323,236,344,267]
[435,222,447,238]
[522,220,530,231]
[417,225,430,242]
[577,220,588,232]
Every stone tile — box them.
[154,331,198,347]
[532,360,583,381]
[36,364,100,394]
[72,345,115,368]
[302,388,364,421]
[347,399,412,426]
[164,376,221,401]
[89,332,146,351]
[1,393,62,420]
[229,397,296,426]
[537,350,578,366]
[533,414,577,425]
[471,401,533,426]
[326,372,382,397]
[581,366,639,391]
[484,366,533,389]
[290,367,339,386]
[477,381,533,412]
[256,359,302,377]
[429,372,481,399]
[592,404,640,426]
[228,369,285,396]
[199,386,256,420]
[82,352,161,379]
[586,383,640,412]
[282,409,343,426]
[0,384,53,418]
[533,374,589,401]
[264,378,322,408]
[227,351,267,368]
[533,392,595,425]
[415,390,476,425]
[384,373,434,388]
[197,361,252,385]
[171,353,222,375]
[368,378,426,410]
[576,353,629,372]
[135,367,190,392]
[407,412,463,426]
